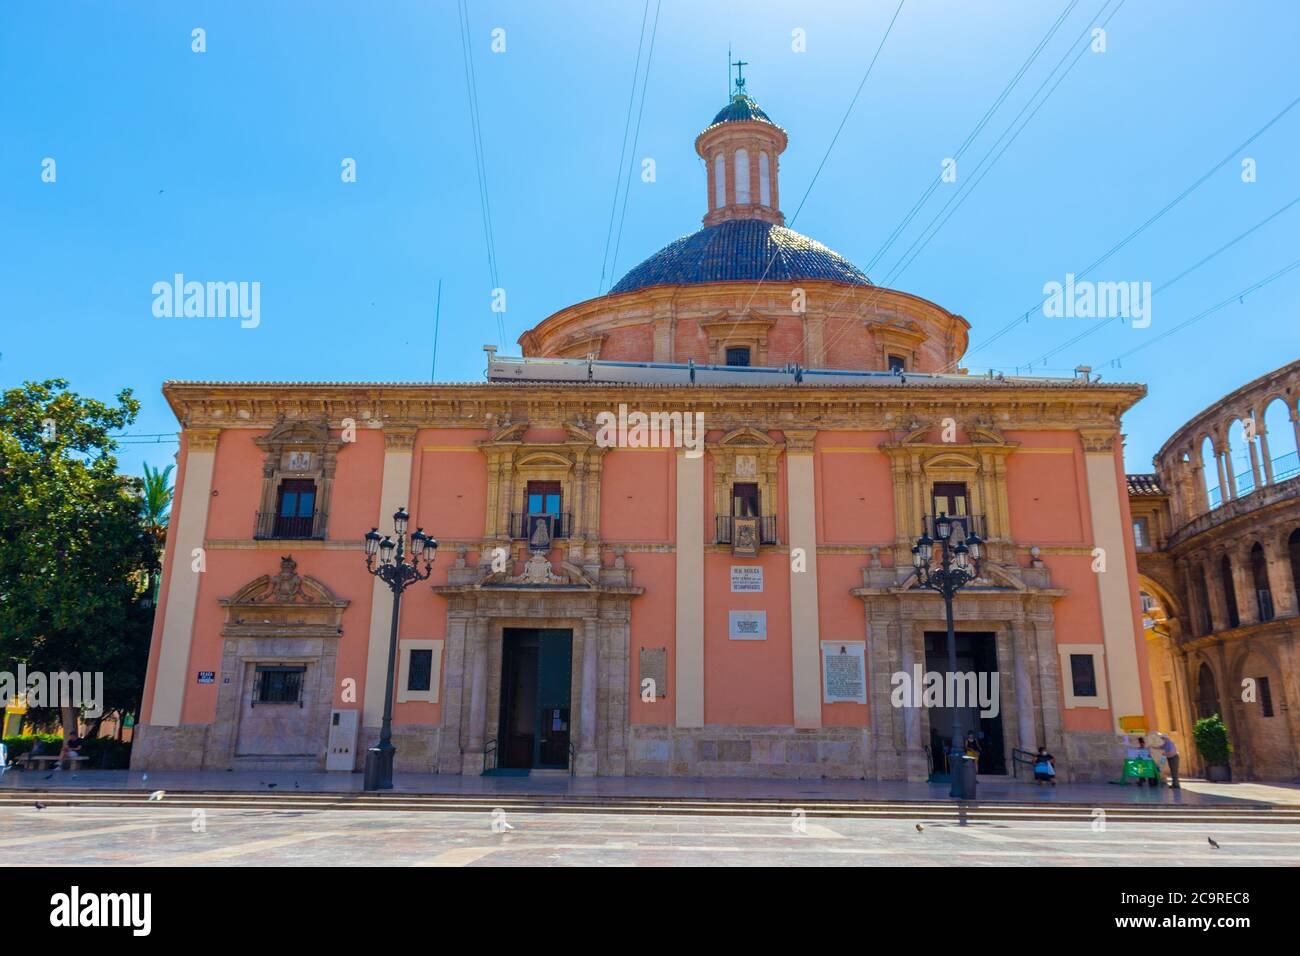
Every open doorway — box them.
[923,630,1006,776]
[497,628,573,771]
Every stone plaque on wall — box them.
[729,610,767,641]
[639,647,668,701]
[735,454,757,478]
[821,641,867,703]
[730,565,763,592]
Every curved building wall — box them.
[519,282,971,374]
[1131,359,1300,781]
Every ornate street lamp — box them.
[361,507,437,790]
[912,514,984,799]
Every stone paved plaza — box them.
[4,802,1299,866]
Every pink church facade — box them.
[134,86,1155,782]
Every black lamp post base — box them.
[363,745,395,791]
[949,754,978,799]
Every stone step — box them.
[4,789,1297,823]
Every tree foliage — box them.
[1192,713,1232,766]
[0,379,156,726]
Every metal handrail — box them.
[508,512,573,540]
[253,509,327,540]
[567,741,577,777]
[1010,747,1037,779]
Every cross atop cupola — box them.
[732,57,748,94]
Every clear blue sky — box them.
[4,0,1298,484]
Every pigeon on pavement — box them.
[915,823,924,833]
[1208,837,1220,849]
[34,802,45,810]
[148,791,165,801]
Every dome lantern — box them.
[695,60,788,228]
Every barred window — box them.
[254,665,305,705]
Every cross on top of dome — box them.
[732,56,748,94]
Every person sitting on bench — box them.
[58,733,82,771]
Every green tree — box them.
[139,461,174,605]
[0,379,155,737]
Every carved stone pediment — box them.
[896,419,1009,447]
[488,420,530,443]
[473,554,599,588]
[220,556,349,637]
[253,418,338,450]
[714,426,779,448]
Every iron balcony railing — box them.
[508,512,573,541]
[254,510,327,540]
[714,514,779,546]
[1206,450,1299,509]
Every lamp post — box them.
[912,513,983,799]
[362,507,437,790]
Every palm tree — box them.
[140,462,174,605]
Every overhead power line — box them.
[457,0,506,349]
[961,89,1300,367]
[598,0,653,294]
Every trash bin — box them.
[950,753,978,799]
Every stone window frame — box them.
[866,319,928,373]
[397,639,444,704]
[1058,643,1108,709]
[480,421,605,569]
[252,419,346,540]
[882,423,1017,567]
[708,427,783,547]
[699,312,776,368]
[552,332,608,360]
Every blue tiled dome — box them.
[708,93,777,129]
[610,219,872,294]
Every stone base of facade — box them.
[356,725,443,774]
[627,725,878,779]
[133,722,445,775]
[131,724,210,771]
[133,721,1128,784]
[1060,730,1126,782]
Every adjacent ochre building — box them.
[1131,359,1300,781]
[135,83,1156,782]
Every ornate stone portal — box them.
[204,557,350,771]
[849,557,1098,780]
[432,554,642,777]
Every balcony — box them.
[509,512,573,541]
[715,514,778,546]
[254,510,327,540]
[1170,473,1300,548]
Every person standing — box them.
[1154,732,1180,789]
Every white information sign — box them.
[730,566,764,592]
